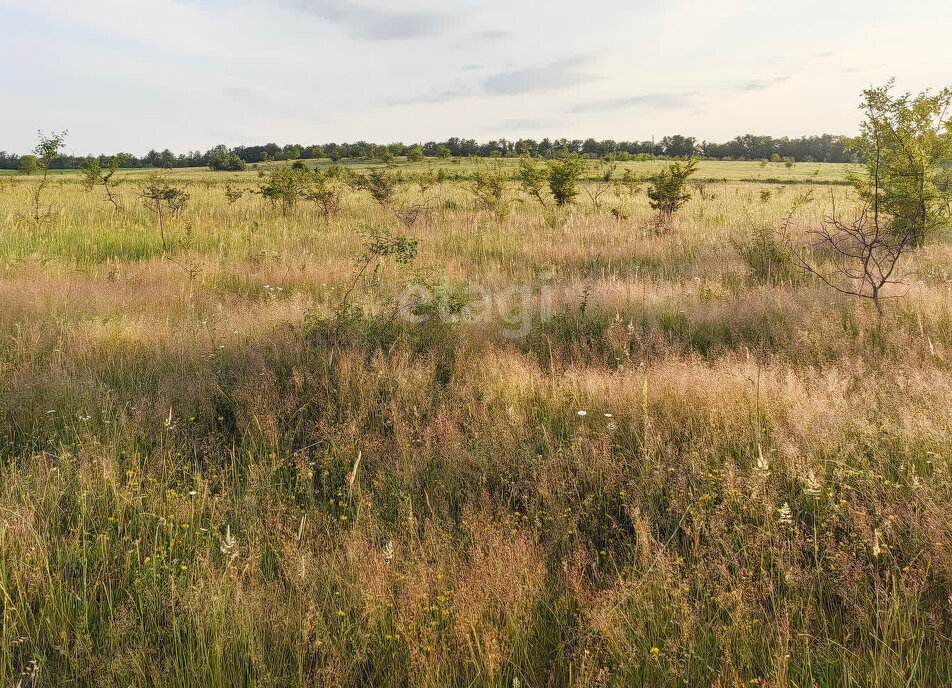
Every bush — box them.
[18,155,38,175]
[647,159,698,225]
[547,152,585,206]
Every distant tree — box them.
[647,159,699,227]
[30,130,67,222]
[158,150,176,169]
[518,155,549,207]
[436,145,452,159]
[471,160,510,218]
[81,153,129,213]
[18,155,38,175]
[208,147,247,171]
[140,174,189,249]
[406,145,424,162]
[258,164,309,215]
[305,169,343,221]
[547,151,585,206]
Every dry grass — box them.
[0,161,951,686]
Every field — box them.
[1,159,951,687]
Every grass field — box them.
[1,160,951,687]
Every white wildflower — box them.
[804,471,821,498]
[220,526,239,561]
[777,502,793,525]
[755,445,770,478]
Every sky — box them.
[1,0,950,155]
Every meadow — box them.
[1,158,951,687]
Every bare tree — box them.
[794,191,913,317]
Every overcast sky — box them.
[1,0,950,155]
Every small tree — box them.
[18,155,38,175]
[140,174,189,249]
[547,151,585,206]
[518,154,549,207]
[258,164,308,215]
[795,82,952,317]
[406,145,424,163]
[847,80,952,247]
[81,153,129,214]
[646,159,698,227]
[471,160,510,218]
[585,162,616,210]
[30,130,67,222]
[305,169,343,221]
[436,145,452,160]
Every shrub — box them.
[547,151,585,206]
[646,159,698,226]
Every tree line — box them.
[0,133,854,172]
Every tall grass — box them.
[0,162,951,686]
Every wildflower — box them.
[220,526,239,561]
[650,646,660,654]
[189,490,197,496]
[604,413,612,418]
[804,471,821,498]
[755,445,770,478]
[181,565,188,571]
[382,539,394,563]
[577,410,587,416]
[777,502,793,525]
[872,529,883,558]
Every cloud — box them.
[281,0,454,40]
[387,87,472,106]
[483,56,593,96]
[844,63,888,73]
[567,92,698,114]
[487,117,562,132]
[739,76,791,92]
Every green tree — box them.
[436,145,452,159]
[140,174,189,249]
[647,159,698,226]
[30,130,67,222]
[18,155,38,175]
[472,161,510,218]
[547,151,585,206]
[406,145,424,163]
[258,164,309,215]
[847,80,952,246]
[81,153,129,213]
[518,155,549,207]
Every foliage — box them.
[81,153,129,213]
[208,147,248,172]
[140,173,189,249]
[546,151,585,206]
[29,130,67,222]
[518,154,549,207]
[847,80,952,246]
[472,160,510,218]
[647,158,699,225]
[258,164,309,215]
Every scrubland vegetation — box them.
[2,88,952,688]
